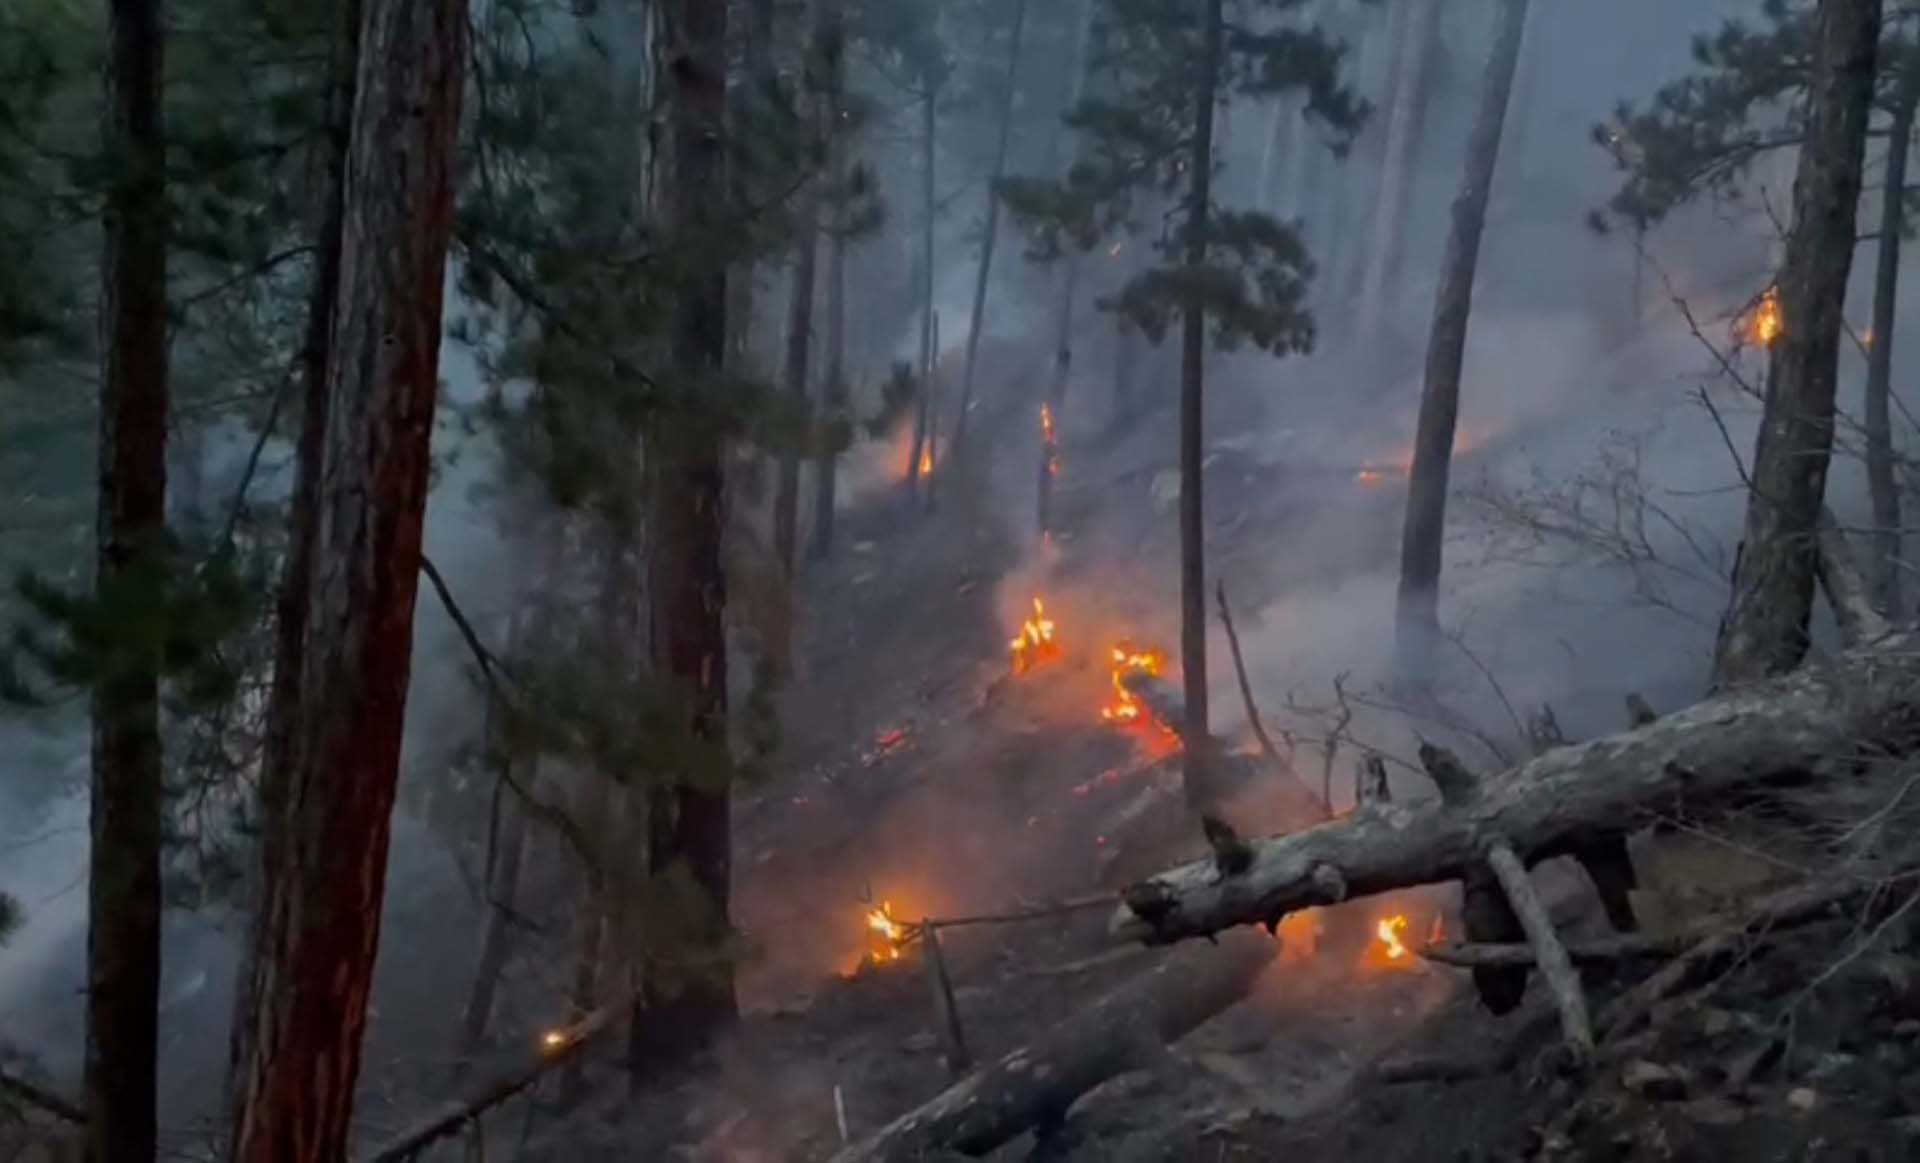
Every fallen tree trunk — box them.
[830,932,1272,1162]
[359,999,630,1162]
[1110,632,1920,946]
[1419,872,1890,970]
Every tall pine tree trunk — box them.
[773,0,823,585]
[810,0,848,562]
[951,0,1031,457]
[1714,0,1881,688]
[907,88,937,500]
[727,0,776,368]
[1865,50,1917,618]
[1037,0,1096,540]
[223,0,357,1119]
[1394,0,1529,678]
[772,222,816,582]
[89,1,168,1156]
[227,0,466,1154]
[1356,0,1438,344]
[630,0,737,1083]
[1180,0,1224,810]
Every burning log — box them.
[829,932,1273,1163]
[1109,632,1920,990]
[1009,598,1061,675]
[1116,666,1184,735]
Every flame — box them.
[1376,914,1410,961]
[866,900,908,962]
[919,447,933,477]
[540,1029,568,1052]
[1750,286,1782,348]
[1354,468,1387,486]
[1101,642,1165,724]
[1010,597,1061,674]
[1041,403,1055,443]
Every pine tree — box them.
[1715,0,1882,686]
[1002,0,1365,806]
[1599,2,1920,617]
[227,0,468,1153]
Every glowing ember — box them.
[1750,286,1782,348]
[1355,468,1388,486]
[1101,642,1165,724]
[540,1029,568,1051]
[1376,914,1411,961]
[866,901,909,962]
[1009,597,1061,674]
[918,446,933,477]
[1041,403,1056,443]
[1428,914,1445,946]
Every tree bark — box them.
[224,0,359,1117]
[829,933,1273,1163]
[1180,0,1225,809]
[773,0,823,585]
[810,0,848,562]
[88,1,169,1157]
[726,0,776,369]
[1865,49,1917,618]
[1355,0,1439,343]
[630,0,737,1083]
[1111,629,1920,946]
[455,757,536,1064]
[1393,0,1529,677]
[950,0,1030,457]
[1037,0,1096,540]
[227,0,466,1155]
[906,88,936,501]
[1714,0,1881,687]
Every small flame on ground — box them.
[919,447,933,477]
[540,1029,568,1051]
[1750,285,1782,348]
[1355,468,1387,486]
[866,900,908,963]
[1376,914,1410,961]
[1010,597,1061,674]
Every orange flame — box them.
[1041,403,1056,443]
[919,447,933,477]
[866,901,908,962]
[1750,286,1782,348]
[1010,598,1061,674]
[1376,914,1410,961]
[1101,642,1165,724]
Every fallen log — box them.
[829,932,1273,1163]
[359,997,631,1162]
[1418,871,1896,970]
[1110,633,1920,947]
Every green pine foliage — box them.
[1000,0,1367,356]
[1594,2,1919,233]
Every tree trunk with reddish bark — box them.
[226,0,466,1155]
[223,0,358,1117]
[629,0,738,1085]
[87,1,170,1157]
[1394,0,1530,677]
[1714,0,1881,687]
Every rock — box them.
[1724,1037,1786,1092]
[1681,1097,1746,1127]
[1786,1087,1818,1114]
[1698,1008,1736,1039]
[1622,1060,1688,1101]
